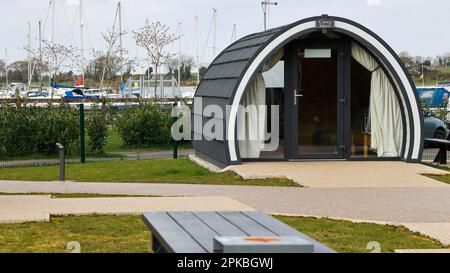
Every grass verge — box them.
[0,158,299,187]
[422,163,450,185]
[275,216,445,253]
[0,215,445,253]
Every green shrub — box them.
[0,104,79,156]
[0,106,38,156]
[87,106,108,155]
[34,106,79,154]
[115,103,171,148]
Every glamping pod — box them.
[192,15,423,168]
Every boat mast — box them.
[4,48,8,90]
[39,20,43,91]
[51,0,55,43]
[177,22,182,88]
[79,0,85,85]
[231,24,237,43]
[194,15,200,85]
[28,22,32,89]
[212,8,217,58]
[118,1,123,83]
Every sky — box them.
[1,0,449,69]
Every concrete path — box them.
[1,180,449,245]
[395,249,450,253]
[403,223,450,246]
[1,181,449,224]
[228,161,449,188]
[0,195,253,223]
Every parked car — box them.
[423,110,449,140]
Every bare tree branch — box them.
[133,21,178,97]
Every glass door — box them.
[290,43,346,159]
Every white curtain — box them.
[238,74,266,158]
[351,43,403,157]
[238,49,284,158]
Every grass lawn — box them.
[0,215,445,253]
[0,158,298,187]
[105,130,192,153]
[0,215,150,253]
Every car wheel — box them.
[434,128,446,139]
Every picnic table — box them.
[142,211,335,253]
[424,138,450,164]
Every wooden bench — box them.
[424,138,450,164]
[142,211,335,253]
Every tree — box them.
[7,61,27,81]
[165,57,179,76]
[180,55,194,81]
[133,21,178,97]
[0,60,5,76]
[399,52,414,68]
[199,66,208,78]
[91,29,135,90]
[166,55,195,82]
[42,41,79,79]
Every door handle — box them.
[294,89,303,105]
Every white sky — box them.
[1,0,449,67]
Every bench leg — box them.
[152,235,167,253]
[433,145,447,165]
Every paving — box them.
[0,194,254,224]
[1,177,449,245]
[227,161,449,188]
[394,249,450,253]
[1,181,449,224]
[402,223,450,246]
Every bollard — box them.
[172,102,178,159]
[56,143,65,182]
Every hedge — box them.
[86,106,109,155]
[0,104,79,156]
[114,103,172,148]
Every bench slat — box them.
[168,212,218,253]
[242,211,336,253]
[142,212,206,253]
[424,138,450,145]
[194,212,248,236]
[218,212,277,236]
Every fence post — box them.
[56,143,65,182]
[173,102,178,159]
[79,104,86,163]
